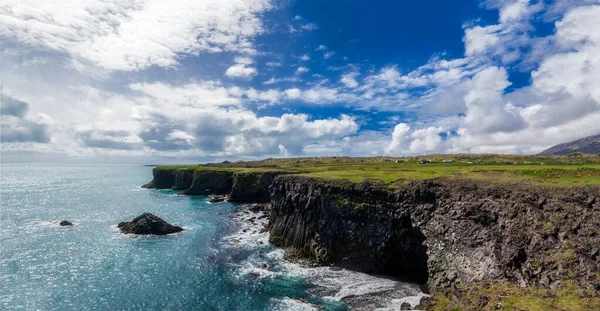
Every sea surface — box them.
[0,164,425,310]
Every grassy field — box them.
[155,154,600,186]
[430,281,600,311]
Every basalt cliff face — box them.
[268,176,600,294]
[143,168,600,296]
[142,168,279,202]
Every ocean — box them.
[0,164,425,310]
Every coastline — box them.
[224,202,428,310]
[143,158,600,310]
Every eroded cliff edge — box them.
[143,167,600,297]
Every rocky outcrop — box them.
[208,195,227,203]
[60,220,73,226]
[268,176,600,293]
[118,213,184,235]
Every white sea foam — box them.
[225,205,427,310]
[374,293,430,311]
[272,297,319,311]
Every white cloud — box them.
[295,66,309,74]
[1,94,52,144]
[3,0,600,160]
[300,23,319,31]
[463,25,502,56]
[225,63,258,79]
[340,72,359,88]
[262,76,302,85]
[384,3,600,155]
[323,51,336,59]
[316,45,327,51]
[0,0,273,71]
[300,54,310,61]
[265,61,282,67]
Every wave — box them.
[223,206,429,310]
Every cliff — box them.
[142,167,286,202]
[143,166,600,309]
[268,177,600,294]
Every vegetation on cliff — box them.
[151,154,600,187]
[429,281,600,311]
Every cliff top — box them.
[154,154,600,187]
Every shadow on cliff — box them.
[384,216,429,285]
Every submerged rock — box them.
[400,302,412,310]
[118,213,183,235]
[208,195,227,203]
[59,220,73,226]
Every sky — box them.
[1,0,599,163]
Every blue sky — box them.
[1,0,599,163]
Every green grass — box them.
[430,281,600,311]
[153,154,600,186]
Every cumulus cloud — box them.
[2,0,599,160]
[1,95,51,143]
[78,128,143,150]
[386,123,448,154]
[384,2,600,155]
[225,57,258,79]
[0,0,273,71]
[136,103,359,155]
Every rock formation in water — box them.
[118,213,183,235]
[59,220,73,226]
[208,195,227,203]
[142,167,600,301]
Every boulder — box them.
[118,213,183,235]
[249,203,271,212]
[59,220,73,226]
[414,296,431,309]
[209,195,227,203]
[400,302,412,310]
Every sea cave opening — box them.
[383,216,429,286]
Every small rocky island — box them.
[118,213,184,235]
[59,220,73,226]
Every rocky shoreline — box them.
[143,167,600,309]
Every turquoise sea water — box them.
[0,165,424,311]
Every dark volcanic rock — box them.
[208,195,226,203]
[228,172,280,202]
[118,213,183,235]
[59,220,73,226]
[249,203,271,212]
[268,176,600,293]
[416,296,431,309]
